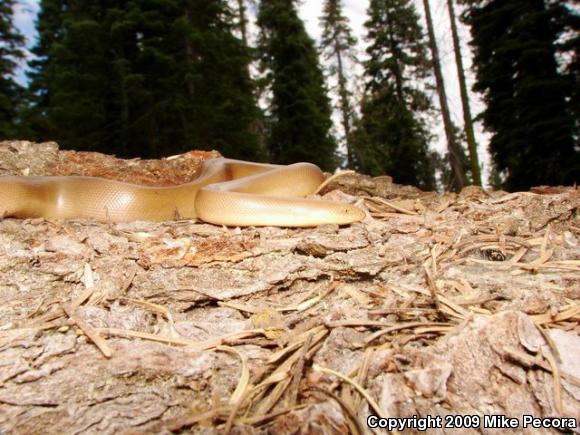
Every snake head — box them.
[333,203,366,225]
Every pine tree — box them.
[257,0,337,171]
[233,0,249,45]
[462,0,579,190]
[27,0,148,155]
[116,0,264,159]
[319,0,357,168]
[549,0,579,145]
[45,1,111,153]
[25,0,67,141]
[27,0,264,160]
[351,0,435,189]
[0,0,25,138]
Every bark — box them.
[183,8,196,101]
[113,58,129,156]
[422,0,465,191]
[334,42,354,167]
[385,9,405,103]
[447,0,482,186]
[0,141,578,434]
[236,0,248,47]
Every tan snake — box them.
[0,158,364,227]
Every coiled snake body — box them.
[0,158,364,227]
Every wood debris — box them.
[0,141,578,434]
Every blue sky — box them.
[12,0,39,84]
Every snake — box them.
[0,158,364,227]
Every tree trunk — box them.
[117,61,129,156]
[447,0,482,186]
[385,9,405,103]
[236,0,248,46]
[422,0,465,191]
[335,47,354,167]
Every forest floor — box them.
[0,141,578,434]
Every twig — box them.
[364,196,418,215]
[62,303,112,358]
[503,347,580,385]
[542,349,563,416]
[365,322,452,344]
[286,333,313,406]
[241,404,307,425]
[215,346,250,406]
[313,364,398,434]
[97,327,267,351]
[326,320,395,328]
[423,264,442,312]
[306,386,363,435]
[314,170,356,194]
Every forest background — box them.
[1,0,578,192]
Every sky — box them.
[11,0,490,179]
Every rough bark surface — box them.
[446,0,482,186]
[422,0,465,191]
[0,141,578,434]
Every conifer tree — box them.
[548,0,578,151]
[462,0,579,190]
[27,0,263,160]
[0,0,25,138]
[257,0,337,171]
[319,0,357,168]
[43,1,111,152]
[234,0,249,45]
[25,0,67,141]
[116,0,264,159]
[351,0,435,189]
